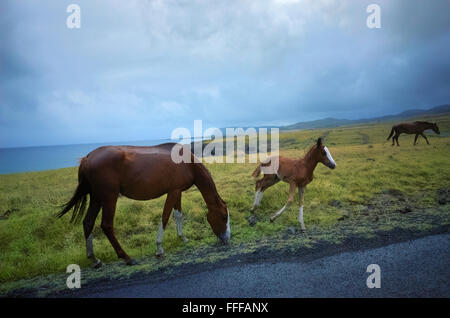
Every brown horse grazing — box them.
[57,143,230,267]
[387,121,440,146]
[251,138,336,230]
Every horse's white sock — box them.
[299,205,305,230]
[86,234,94,258]
[86,234,101,266]
[173,209,183,235]
[257,191,264,205]
[156,221,164,255]
[253,191,260,207]
[271,205,286,221]
[173,209,188,242]
[253,191,264,207]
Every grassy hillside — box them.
[1,114,449,286]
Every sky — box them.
[1,0,449,148]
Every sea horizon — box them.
[0,137,205,175]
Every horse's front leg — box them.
[156,190,180,257]
[298,187,306,231]
[173,210,188,243]
[421,133,430,145]
[392,132,397,146]
[270,182,296,222]
[414,134,419,145]
[172,192,188,242]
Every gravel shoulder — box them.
[70,233,450,298]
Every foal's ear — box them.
[317,138,322,147]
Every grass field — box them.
[1,114,450,288]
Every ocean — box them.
[0,139,192,175]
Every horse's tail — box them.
[56,158,90,223]
[251,164,261,178]
[387,126,395,140]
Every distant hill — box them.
[281,104,450,131]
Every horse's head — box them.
[432,123,440,135]
[207,199,230,245]
[314,138,336,169]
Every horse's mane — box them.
[303,142,318,160]
[193,162,226,206]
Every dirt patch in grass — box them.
[437,188,450,205]
[361,189,413,216]
[0,208,18,221]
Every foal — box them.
[387,121,440,146]
[251,138,336,230]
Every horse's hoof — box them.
[269,218,275,223]
[93,260,103,269]
[156,249,165,258]
[126,259,137,266]
[181,236,189,243]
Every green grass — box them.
[1,114,450,285]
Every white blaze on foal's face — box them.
[323,146,336,169]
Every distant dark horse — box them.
[57,143,230,267]
[387,121,440,146]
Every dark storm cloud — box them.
[0,0,449,147]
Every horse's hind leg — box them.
[156,190,180,257]
[298,187,306,231]
[394,134,400,146]
[251,190,263,211]
[251,188,263,211]
[101,195,136,265]
[173,192,188,243]
[414,134,419,145]
[83,198,102,268]
[270,182,296,222]
[252,174,279,210]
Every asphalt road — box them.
[76,234,449,298]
